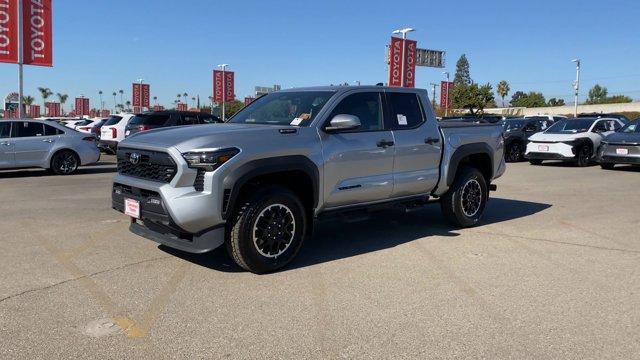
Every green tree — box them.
[451,82,495,116]
[496,80,510,107]
[511,91,546,107]
[453,54,472,85]
[37,87,53,108]
[604,95,632,104]
[22,96,35,106]
[586,84,608,104]
[547,98,565,106]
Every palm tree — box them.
[497,80,510,107]
[191,97,196,108]
[118,89,124,105]
[37,87,53,110]
[22,96,35,106]
[98,90,104,111]
[183,92,188,106]
[153,96,158,105]
[55,93,68,114]
[125,100,131,111]
[112,92,117,113]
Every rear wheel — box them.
[50,150,79,175]
[576,145,592,167]
[440,167,488,228]
[529,159,543,165]
[505,142,523,162]
[227,186,306,274]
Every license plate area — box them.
[124,198,140,219]
[616,148,629,155]
[538,145,549,151]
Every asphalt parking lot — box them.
[0,156,639,359]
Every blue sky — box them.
[1,0,639,109]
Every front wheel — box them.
[440,167,488,228]
[50,150,79,175]
[227,186,307,274]
[576,145,592,167]
[505,143,523,162]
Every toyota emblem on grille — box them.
[129,152,141,165]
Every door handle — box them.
[1,142,11,146]
[42,139,53,143]
[425,137,440,145]
[376,140,394,148]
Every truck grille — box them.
[194,169,205,191]
[117,148,177,183]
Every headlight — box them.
[182,148,239,171]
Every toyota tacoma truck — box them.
[112,86,505,273]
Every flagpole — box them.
[17,0,24,118]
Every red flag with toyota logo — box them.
[22,0,53,66]
[224,71,235,102]
[403,39,417,88]
[141,84,150,107]
[388,37,404,87]
[0,0,19,64]
[213,70,224,103]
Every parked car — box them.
[525,117,625,166]
[89,118,108,140]
[501,117,555,162]
[578,113,630,124]
[75,118,105,134]
[124,111,221,137]
[112,86,506,273]
[99,114,135,154]
[59,119,86,128]
[597,119,640,169]
[524,114,567,122]
[0,119,100,175]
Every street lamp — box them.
[429,83,438,109]
[571,59,580,117]
[392,27,415,87]
[442,71,450,116]
[217,64,229,120]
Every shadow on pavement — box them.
[162,197,551,273]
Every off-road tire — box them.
[227,186,306,274]
[440,167,488,228]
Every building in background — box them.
[254,85,281,97]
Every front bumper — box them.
[112,182,225,253]
[525,142,576,161]
[598,144,640,165]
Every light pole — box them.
[136,77,144,112]
[392,27,415,87]
[442,71,450,116]
[572,59,580,117]
[217,64,229,120]
[429,83,438,109]
[98,90,103,113]
[208,96,214,115]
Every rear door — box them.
[0,122,14,168]
[320,91,395,208]
[385,91,441,197]
[12,121,57,167]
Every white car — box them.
[74,118,103,134]
[525,117,625,166]
[60,119,88,129]
[99,114,134,154]
[524,114,567,122]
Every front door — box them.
[0,122,14,168]
[320,91,395,208]
[12,121,56,167]
[385,91,441,197]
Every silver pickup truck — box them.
[112,86,505,273]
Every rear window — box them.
[104,116,123,126]
[44,124,63,135]
[129,114,170,126]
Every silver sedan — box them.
[0,119,101,175]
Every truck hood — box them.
[604,132,640,144]
[528,132,587,142]
[120,123,289,151]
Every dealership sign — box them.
[75,97,89,116]
[213,70,235,103]
[22,0,52,66]
[440,81,454,108]
[0,0,18,63]
[416,48,445,68]
[132,83,150,108]
[45,101,59,116]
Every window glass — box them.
[387,92,424,129]
[229,91,334,126]
[619,120,639,133]
[329,92,383,131]
[129,114,169,126]
[104,116,123,126]
[0,122,10,138]
[611,120,622,131]
[44,124,62,136]
[14,122,45,137]
[199,115,219,124]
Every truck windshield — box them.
[228,91,334,126]
[618,120,639,133]
[545,119,595,134]
[501,119,526,131]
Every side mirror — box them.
[325,114,361,132]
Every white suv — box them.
[99,114,134,154]
[525,117,624,166]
